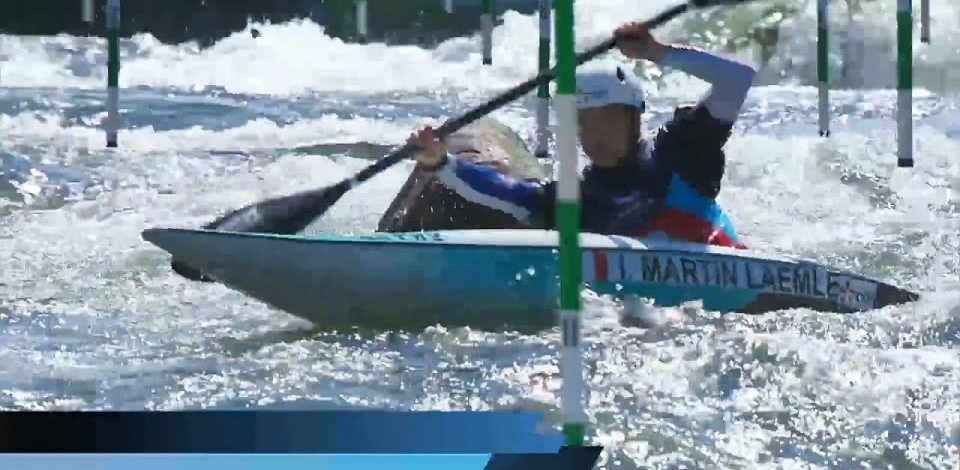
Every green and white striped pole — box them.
[481,0,493,65]
[356,0,369,44]
[816,0,829,137]
[920,0,929,44]
[535,0,552,161]
[553,0,586,447]
[896,0,912,167]
[106,0,120,148]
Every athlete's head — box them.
[575,60,645,168]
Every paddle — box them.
[171,0,756,282]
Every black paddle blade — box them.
[171,260,214,282]
[201,180,351,235]
[168,180,352,281]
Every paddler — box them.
[406,21,756,248]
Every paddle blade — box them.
[202,180,351,235]
[171,260,213,282]
[168,180,351,281]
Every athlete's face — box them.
[577,104,641,168]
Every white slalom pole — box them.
[816,0,829,137]
[481,0,493,65]
[896,0,913,167]
[106,0,120,148]
[920,0,930,44]
[356,0,368,44]
[444,0,453,14]
[535,0,552,162]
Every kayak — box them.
[141,228,919,332]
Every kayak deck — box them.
[142,228,920,332]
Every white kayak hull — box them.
[141,228,918,332]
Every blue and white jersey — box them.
[431,45,756,248]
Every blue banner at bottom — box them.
[0,448,602,470]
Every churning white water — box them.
[1,0,958,467]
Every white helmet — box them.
[575,60,645,111]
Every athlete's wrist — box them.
[418,152,451,172]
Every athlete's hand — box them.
[407,125,448,170]
[614,22,665,62]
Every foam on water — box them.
[2,0,960,94]
[1,0,959,467]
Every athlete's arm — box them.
[658,45,756,126]
[651,46,756,199]
[431,153,553,224]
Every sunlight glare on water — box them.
[0,0,958,467]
